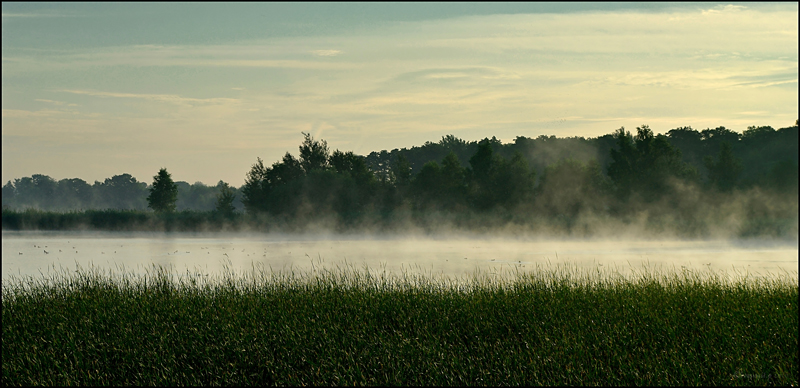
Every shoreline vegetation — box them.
[2,206,797,240]
[3,263,797,385]
[3,124,797,239]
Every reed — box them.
[3,262,797,386]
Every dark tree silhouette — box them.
[57,178,93,210]
[608,125,696,201]
[147,168,178,213]
[299,132,329,173]
[468,139,503,210]
[391,153,412,189]
[241,157,269,214]
[704,141,742,192]
[440,152,466,202]
[536,159,610,220]
[100,174,147,210]
[215,181,236,216]
[329,150,373,186]
[2,181,16,209]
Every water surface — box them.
[3,231,797,282]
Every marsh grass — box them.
[2,261,797,386]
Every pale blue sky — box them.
[2,3,797,186]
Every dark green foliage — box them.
[241,157,271,214]
[3,265,797,386]
[215,181,237,216]
[410,152,468,211]
[299,132,330,173]
[147,168,178,213]
[99,174,148,210]
[536,159,611,222]
[410,161,442,209]
[468,139,536,210]
[391,153,412,190]
[766,159,799,194]
[56,178,94,210]
[0,209,250,232]
[704,141,743,192]
[608,125,697,201]
[329,150,374,187]
[2,123,797,236]
[666,126,704,168]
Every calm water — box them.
[2,231,798,282]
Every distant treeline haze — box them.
[2,176,244,212]
[3,123,797,236]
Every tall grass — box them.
[3,262,797,385]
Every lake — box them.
[3,231,797,282]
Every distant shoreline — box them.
[3,208,797,241]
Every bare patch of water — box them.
[2,231,797,282]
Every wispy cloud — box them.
[311,49,343,57]
[35,99,78,107]
[701,4,747,16]
[1,9,84,19]
[58,89,240,107]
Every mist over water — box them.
[3,231,797,283]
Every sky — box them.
[2,3,797,187]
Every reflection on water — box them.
[3,231,798,282]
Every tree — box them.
[100,173,147,210]
[215,181,237,216]
[410,152,467,211]
[391,153,412,189]
[536,159,610,220]
[467,139,535,210]
[329,150,373,186]
[2,181,16,209]
[440,152,467,205]
[608,125,696,201]
[468,139,501,210]
[742,125,775,142]
[241,157,269,214]
[57,178,93,210]
[704,141,742,192]
[410,161,442,210]
[299,132,329,173]
[147,168,178,213]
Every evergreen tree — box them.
[147,168,178,213]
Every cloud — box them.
[3,44,359,71]
[3,106,103,119]
[58,89,240,107]
[701,4,747,16]
[2,4,797,186]
[35,99,78,107]
[1,12,79,18]
[2,109,66,118]
[311,49,343,56]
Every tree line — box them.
[3,122,797,235]
[2,173,244,213]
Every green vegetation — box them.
[0,209,245,232]
[2,263,797,386]
[147,168,178,213]
[2,123,797,237]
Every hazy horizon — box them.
[3,2,798,186]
